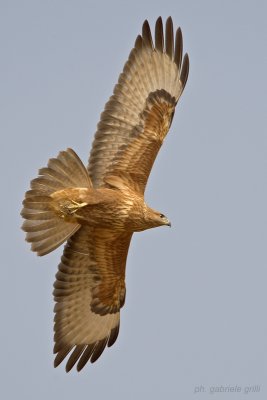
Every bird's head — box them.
[144,206,171,229]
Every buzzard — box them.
[21,17,189,371]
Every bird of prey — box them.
[21,16,189,372]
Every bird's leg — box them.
[68,200,88,212]
[58,199,88,217]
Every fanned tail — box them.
[21,148,92,256]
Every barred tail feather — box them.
[21,148,91,256]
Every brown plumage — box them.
[21,17,189,371]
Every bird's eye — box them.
[160,214,165,218]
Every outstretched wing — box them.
[88,17,189,193]
[53,225,132,371]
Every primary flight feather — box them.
[21,16,189,372]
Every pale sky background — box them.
[1,0,266,399]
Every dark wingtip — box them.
[142,19,153,48]
[174,27,183,71]
[108,323,120,347]
[65,345,87,373]
[76,344,95,372]
[135,34,143,50]
[165,16,174,59]
[54,346,74,369]
[155,16,164,52]
[180,53,190,90]
[156,16,163,26]
[90,338,108,364]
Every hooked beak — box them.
[163,217,171,227]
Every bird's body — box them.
[50,181,168,232]
[51,186,134,229]
[21,17,189,371]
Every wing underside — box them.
[53,226,132,371]
[88,17,189,192]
